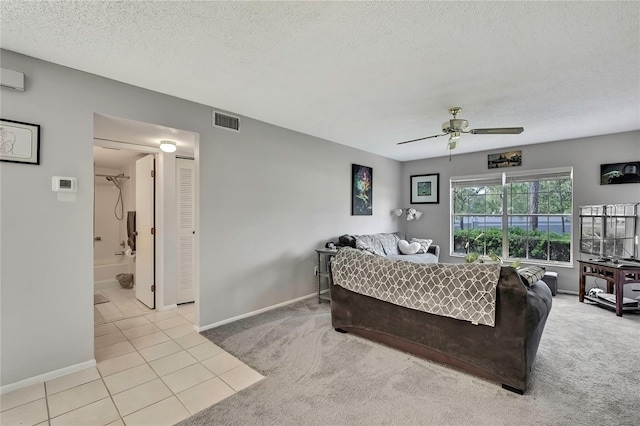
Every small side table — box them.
[315,248,338,303]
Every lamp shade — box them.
[160,140,177,153]
[393,209,403,216]
[414,211,423,219]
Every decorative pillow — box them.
[517,266,546,287]
[410,238,433,254]
[398,240,421,255]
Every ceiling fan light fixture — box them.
[159,140,177,153]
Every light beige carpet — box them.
[181,295,639,426]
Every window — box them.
[451,168,573,265]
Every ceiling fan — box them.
[397,107,524,151]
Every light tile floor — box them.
[2,301,264,426]
[94,288,155,325]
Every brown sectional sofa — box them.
[330,253,552,394]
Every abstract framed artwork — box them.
[0,119,40,165]
[488,150,521,169]
[411,173,439,204]
[600,161,640,185]
[352,164,372,215]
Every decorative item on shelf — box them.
[159,139,177,153]
[393,207,423,239]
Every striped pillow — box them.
[517,266,546,287]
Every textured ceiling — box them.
[1,1,639,161]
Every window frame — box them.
[450,167,574,267]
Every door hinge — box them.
[151,227,155,235]
[151,284,155,292]
[151,170,155,178]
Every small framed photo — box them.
[0,119,41,165]
[411,173,439,204]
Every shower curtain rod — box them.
[95,173,131,179]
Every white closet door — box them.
[177,158,195,304]
[135,155,155,309]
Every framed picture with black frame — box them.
[0,119,40,165]
[410,173,439,204]
[352,164,373,215]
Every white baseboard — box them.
[1,359,96,395]
[197,293,316,332]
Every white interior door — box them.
[135,155,155,309]
[177,158,195,304]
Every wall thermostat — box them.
[52,176,77,193]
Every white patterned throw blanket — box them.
[332,248,502,327]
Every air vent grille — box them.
[213,111,240,132]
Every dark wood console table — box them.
[578,260,640,316]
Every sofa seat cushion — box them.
[386,253,439,264]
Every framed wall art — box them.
[0,119,40,165]
[411,173,439,204]
[488,150,521,169]
[352,164,372,215]
[600,161,640,185]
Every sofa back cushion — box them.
[353,233,400,256]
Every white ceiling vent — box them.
[213,111,240,132]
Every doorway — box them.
[93,113,199,325]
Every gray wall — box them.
[402,131,640,294]
[0,50,401,386]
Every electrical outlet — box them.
[314,266,319,276]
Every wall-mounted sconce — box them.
[159,139,177,153]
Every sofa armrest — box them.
[427,244,440,261]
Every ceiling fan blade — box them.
[469,127,524,135]
[397,133,447,145]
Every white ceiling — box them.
[2,1,639,161]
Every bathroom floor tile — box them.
[155,316,189,330]
[144,310,179,323]
[218,364,264,392]
[129,331,171,350]
[174,332,209,349]
[187,342,224,361]
[94,323,118,337]
[164,324,195,339]
[103,364,158,395]
[48,379,109,418]
[94,330,127,349]
[111,379,172,417]
[97,351,146,377]
[160,363,214,394]
[201,352,243,376]
[0,398,48,426]
[114,316,151,331]
[50,397,119,426]
[176,377,235,415]
[46,367,101,395]
[95,341,136,363]
[180,312,196,323]
[149,351,197,377]
[137,340,183,362]
[121,323,161,340]
[122,396,190,426]
[176,303,195,314]
[0,382,45,412]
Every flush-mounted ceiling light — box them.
[159,140,176,153]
